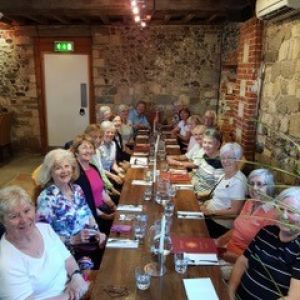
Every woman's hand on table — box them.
[112,174,123,184]
[65,273,89,300]
[109,187,120,196]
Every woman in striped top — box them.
[228,187,300,300]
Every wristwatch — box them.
[69,269,82,280]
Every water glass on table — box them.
[144,185,152,201]
[135,266,151,290]
[133,214,148,240]
[174,253,188,274]
[164,200,175,218]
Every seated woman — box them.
[0,186,88,300]
[71,134,116,235]
[186,115,203,152]
[117,104,134,148]
[202,109,217,128]
[216,168,276,279]
[199,143,247,238]
[99,121,125,183]
[167,125,206,169]
[36,149,106,269]
[171,108,191,152]
[84,124,120,199]
[112,115,131,165]
[97,105,113,123]
[228,187,300,300]
[191,128,223,198]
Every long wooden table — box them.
[90,166,229,299]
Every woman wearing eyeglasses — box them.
[216,169,276,279]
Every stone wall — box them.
[0,25,222,150]
[256,18,300,183]
[0,27,40,150]
[92,26,221,122]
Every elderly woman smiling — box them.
[200,143,247,238]
[0,186,88,300]
[36,149,106,269]
[229,187,300,300]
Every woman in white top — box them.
[186,115,203,152]
[199,143,247,238]
[0,186,88,300]
[171,108,191,150]
[117,104,134,146]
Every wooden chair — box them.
[0,112,13,161]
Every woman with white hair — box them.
[199,142,247,238]
[118,104,134,146]
[229,187,300,300]
[216,168,276,280]
[36,149,106,269]
[0,186,89,300]
[98,121,125,183]
[97,105,113,123]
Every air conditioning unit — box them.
[256,0,300,21]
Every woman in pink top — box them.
[216,169,276,279]
[72,134,116,235]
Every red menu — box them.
[172,236,217,254]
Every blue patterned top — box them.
[36,184,94,238]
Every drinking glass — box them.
[133,214,148,240]
[135,266,151,290]
[164,201,175,218]
[144,185,152,201]
[168,184,176,198]
[174,253,188,274]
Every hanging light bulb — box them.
[141,21,146,27]
[132,6,139,14]
[131,0,137,7]
[134,15,141,22]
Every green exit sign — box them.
[54,41,74,52]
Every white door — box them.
[44,54,89,147]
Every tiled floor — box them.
[0,152,43,187]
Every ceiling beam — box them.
[181,14,195,23]
[99,15,110,25]
[50,14,69,24]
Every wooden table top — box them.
[90,167,229,300]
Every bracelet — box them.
[69,269,82,280]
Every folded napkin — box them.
[133,152,148,156]
[130,156,148,166]
[106,238,139,249]
[136,135,148,139]
[117,204,143,212]
[165,138,177,142]
[177,211,204,219]
[166,145,180,149]
[174,184,194,190]
[134,144,150,152]
[131,164,147,169]
[184,253,219,265]
[132,180,152,186]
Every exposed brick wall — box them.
[234,18,263,160]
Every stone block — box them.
[279,115,289,133]
[110,35,121,46]
[95,96,113,104]
[280,60,295,79]
[153,95,177,104]
[270,63,281,82]
[287,80,297,95]
[289,113,300,138]
[277,95,299,114]
[94,77,105,85]
[291,23,300,37]
[149,82,162,95]
[292,37,300,59]
[278,40,290,61]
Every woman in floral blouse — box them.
[36,148,106,269]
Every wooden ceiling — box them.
[0,0,256,26]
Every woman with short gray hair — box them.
[0,185,89,300]
[117,104,134,146]
[200,142,247,238]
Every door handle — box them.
[80,83,87,107]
